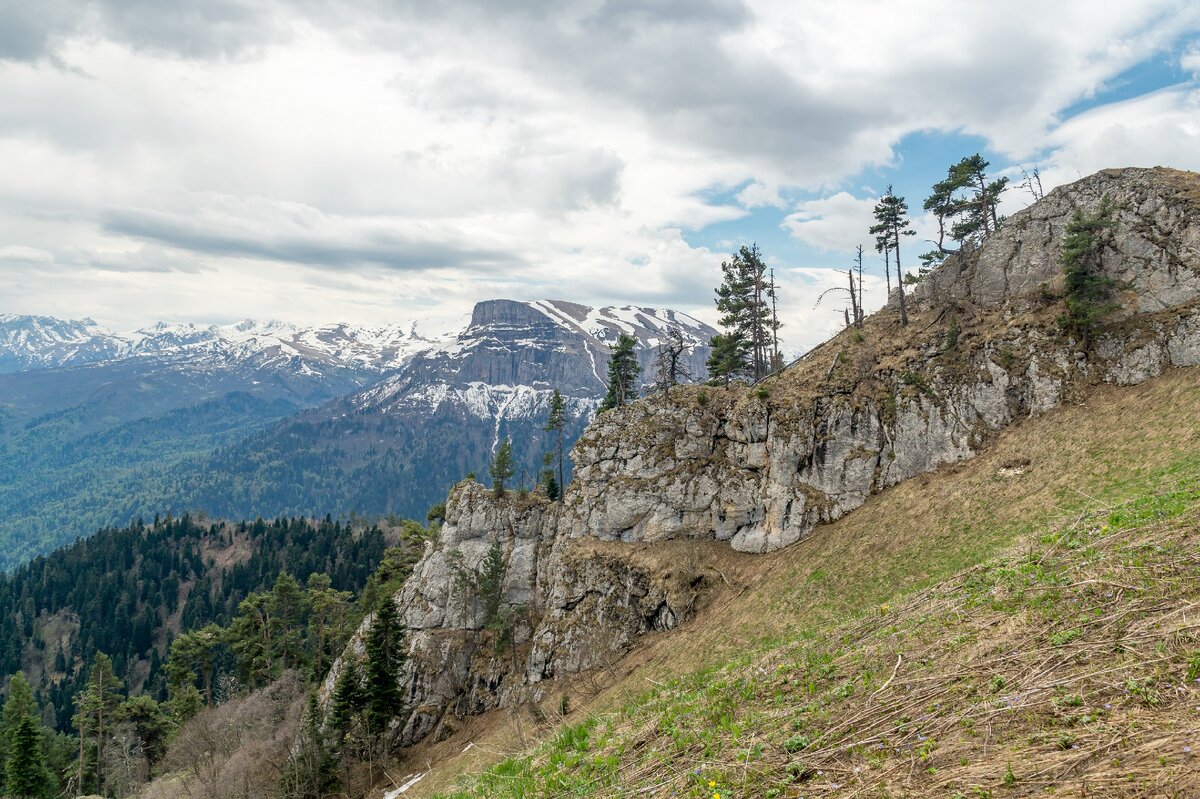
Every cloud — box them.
[99,198,526,272]
[0,245,55,263]
[1036,85,1200,191]
[1182,42,1200,75]
[783,193,877,253]
[2,0,1199,347]
[736,181,786,209]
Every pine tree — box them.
[542,390,567,496]
[5,714,47,799]
[489,438,515,497]
[948,154,1008,242]
[869,186,916,326]
[705,333,748,385]
[73,652,122,796]
[1058,198,1118,351]
[714,244,774,380]
[305,574,352,681]
[599,334,641,411]
[118,694,170,771]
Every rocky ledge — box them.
[325,166,1200,747]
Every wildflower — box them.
[709,780,716,787]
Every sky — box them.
[1,1,1199,353]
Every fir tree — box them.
[1,672,37,769]
[329,660,365,738]
[869,186,916,325]
[541,469,560,501]
[477,538,506,627]
[542,390,567,497]
[599,334,641,411]
[489,438,515,497]
[363,599,405,735]
[5,714,47,799]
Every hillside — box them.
[0,513,401,730]
[426,366,1200,798]
[310,167,1200,797]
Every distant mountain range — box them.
[0,302,715,568]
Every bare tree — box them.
[815,246,866,331]
[1019,165,1045,202]
[653,329,692,393]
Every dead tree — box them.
[653,329,692,393]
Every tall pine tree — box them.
[869,187,916,326]
[714,244,774,380]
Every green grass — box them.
[433,447,1200,798]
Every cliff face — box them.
[328,167,1200,747]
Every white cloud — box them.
[736,180,785,209]
[1034,85,1200,195]
[0,245,54,263]
[0,0,1198,352]
[782,193,877,253]
[1182,43,1200,75]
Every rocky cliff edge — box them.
[326,166,1200,748]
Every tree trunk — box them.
[892,225,909,326]
[976,171,991,236]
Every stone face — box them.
[326,167,1200,748]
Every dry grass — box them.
[407,365,1200,798]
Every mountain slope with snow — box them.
[167,299,716,527]
[0,300,716,567]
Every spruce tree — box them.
[489,438,515,497]
[1,672,36,769]
[869,186,916,326]
[5,714,47,799]
[542,390,567,496]
[329,660,365,738]
[363,600,405,735]
[599,334,641,411]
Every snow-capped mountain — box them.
[0,314,125,372]
[0,314,447,376]
[162,299,717,529]
[0,299,716,567]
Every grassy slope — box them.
[412,365,1200,798]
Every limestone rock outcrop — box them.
[326,167,1200,747]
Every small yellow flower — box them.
[708,781,716,787]
[713,794,721,799]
